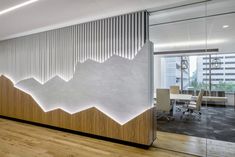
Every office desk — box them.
[154,93,192,101]
[192,96,228,105]
[170,94,192,114]
[170,94,192,101]
[192,96,227,102]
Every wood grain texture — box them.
[0,119,233,157]
[154,131,235,157]
[0,118,195,157]
[0,75,156,145]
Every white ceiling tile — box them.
[0,0,192,40]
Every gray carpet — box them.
[157,106,235,142]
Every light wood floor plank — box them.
[0,118,194,157]
[154,131,235,157]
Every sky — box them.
[189,56,197,77]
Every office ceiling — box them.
[150,0,235,54]
[0,0,200,40]
[0,0,27,11]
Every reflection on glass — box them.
[150,0,235,156]
[210,53,235,93]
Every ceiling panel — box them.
[0,0,27,10]
[150,14,235,53]
[0,0,195,40]
[149,0,235,54]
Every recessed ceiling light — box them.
[0,0,39,16]
[223,25,229,29]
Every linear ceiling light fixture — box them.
[154,39,226,49]
[0,0,39,16]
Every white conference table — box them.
[170,94,192,101]
[154,93,192,101]
[154,93,228,103]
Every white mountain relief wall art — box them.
[0,11,153,125]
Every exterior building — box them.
[161,56,190,89]
[197,53,235,85]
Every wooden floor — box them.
[0,118,234,157]
[0,118,195,157]
[154,131,235,157]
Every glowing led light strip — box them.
[0,44,148,125]
[0,74,152,125]
[0,11,147,83]
[0,11,150,125]
[154,39,226,49]
[0,0,39,16]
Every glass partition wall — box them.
[150,0,235,156]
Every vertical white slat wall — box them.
[0,11,148,84]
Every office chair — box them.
[156,88,174,121]
[181,89,204,120]
[170,85,180,94]
[170,85,182,112]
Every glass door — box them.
[205,0,235,156]
[150,2,208,156]
[150,0,235,156]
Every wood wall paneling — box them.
[0,76,156,145]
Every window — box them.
[157,53,235,92]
